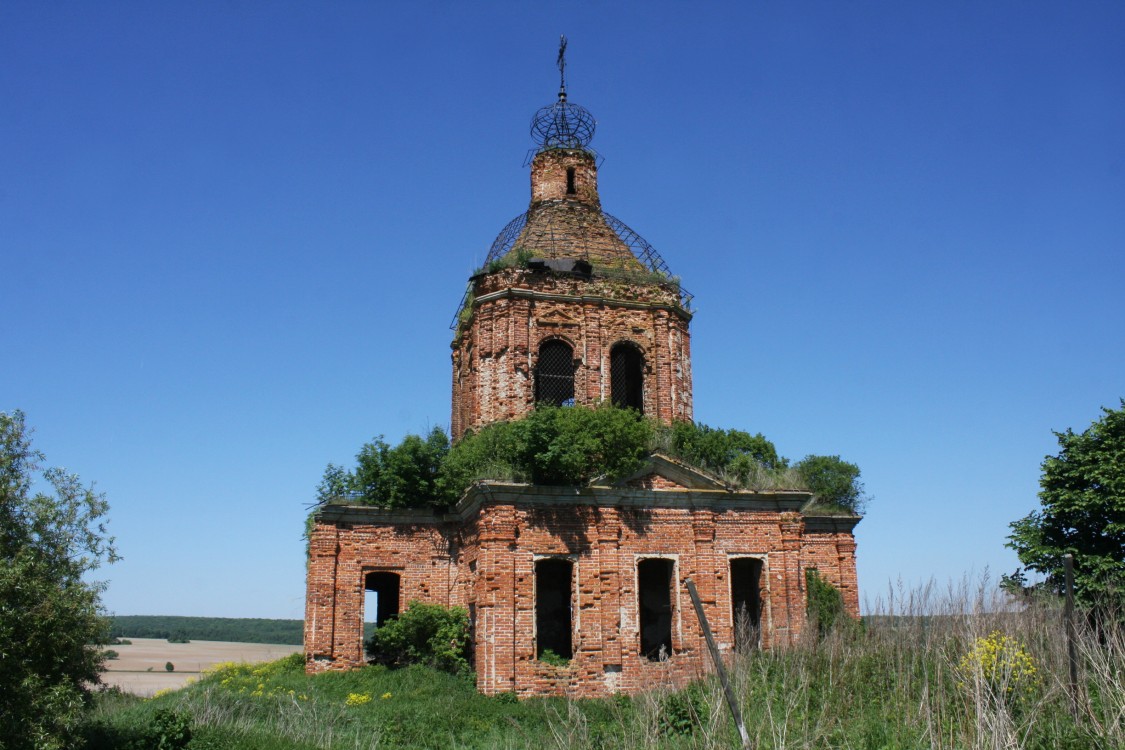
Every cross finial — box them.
[557,35,568,101]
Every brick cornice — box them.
[472,286,693,322]
[801,514,863,534]
[316,481,812,527]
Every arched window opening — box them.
[566,167,577,195]
[730,557,763,652]
[610,343,644,412]
[536,340,575,407]
[535,558,573,660]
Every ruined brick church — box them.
[304,62,860,697]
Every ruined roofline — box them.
[315,480,822,527]
[470,282,692,318]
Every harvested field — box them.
[100,638,302,696]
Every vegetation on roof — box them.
[313,404,867,515]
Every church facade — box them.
[304,76,860,697]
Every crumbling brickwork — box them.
[306,122,862,696]
[303,464,861,697]
[451,268,692,437]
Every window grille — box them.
[610,343,644,412]
[536,340,575,406]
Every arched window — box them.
[535,340,575,406]
[610,342,644,412]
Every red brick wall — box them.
[304,488,860,696]
[451,270,692,438]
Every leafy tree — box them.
[1006,400,1125,608]
[313,407,866,517]
[0,410,118,750]
[510,402,653,485]
[666,421,787,478]
[794,454,868,514]
[318,427,451,508]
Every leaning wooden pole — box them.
[1063,553,1080,722]
[685,578,751,749]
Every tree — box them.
[794,454,868,514]
[0,410,118,750]
[667,421,787,478]
[1006,401,1125,608]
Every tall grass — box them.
[87,578,1121,749]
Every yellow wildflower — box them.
[345,692,372,706]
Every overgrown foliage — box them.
[314,405,867,515]
[661,421,867,512]
[316,404,654,508]
[794,453,868,514]
[1006,399,1125,608]
[664,421,786,475]
[0,410,117,750]
[805,569,848,637]
[82,579,1122,750]
[366,602,472,675]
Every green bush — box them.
[315,406,865,517]
[659,685,706,736]
[319,404,653,509]
[806,569,847,637]
[150,708,192,749]
[538,648,570,666]
[509,402,653,485]
[794,454,867,513]
[665,421,787,476]
[367,602,471,674]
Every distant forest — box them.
[109,615,378,645]
[109,616,305,645]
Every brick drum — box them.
[304,99,860,697]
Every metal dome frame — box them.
[450,209,692,329]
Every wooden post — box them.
[685,578,751,749]
[1063,554,1080,722]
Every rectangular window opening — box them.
[535,559,573,661]
[730,558,763,652]
[566,167,577,195]
[364,571,401,659]
[638,558,674,661]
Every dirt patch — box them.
[100,638,302,697]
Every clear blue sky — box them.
[2,2,1122,619]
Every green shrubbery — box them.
[314,403,867,514]
[805,569,849,637]
[83,586,1123,749]
[316,403,655,508]
[366,602,472,675]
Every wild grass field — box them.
[85,580,1123,750]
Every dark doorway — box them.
[610,343,644,412]
[535,559,573,660]
[638,558,674,660]
[364,571,401,627]
[536,340,576,407]
[730,558,763,651]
